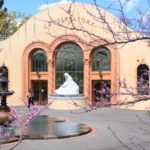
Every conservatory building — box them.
[0,3,150,109]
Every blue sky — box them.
[3,0,149,18]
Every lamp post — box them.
[0,65,14,125]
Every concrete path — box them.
[1,107,150,150]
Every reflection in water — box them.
[0,115,91,144]
[0,126,16,139]
[26,115,91,139]
[54,122,79,136]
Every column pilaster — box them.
[48,59,54,95]
[83,59,91,103]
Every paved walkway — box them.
[1,107,150,150]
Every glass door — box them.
[32,80,48,105]
[93,80,111,104]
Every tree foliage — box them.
[0,0,30,41]
[0,0,4,9]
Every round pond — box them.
[0,115,92,144]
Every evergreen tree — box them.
[0,0,4,9]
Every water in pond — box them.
[0,115,91,143]
[25,115,91,139]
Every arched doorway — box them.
[29,48,48,105]
[91,47,111,104]
[55,43,83,93]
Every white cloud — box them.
[39,0,71,10]
[125,0,140,11]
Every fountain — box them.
[0,65,16,144]
[0,65,14,125]
[48,73,87,110]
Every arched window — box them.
[56,43,83,93]
[137,64,149,95]
[31,49,47,72]
[92,47,111,71]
